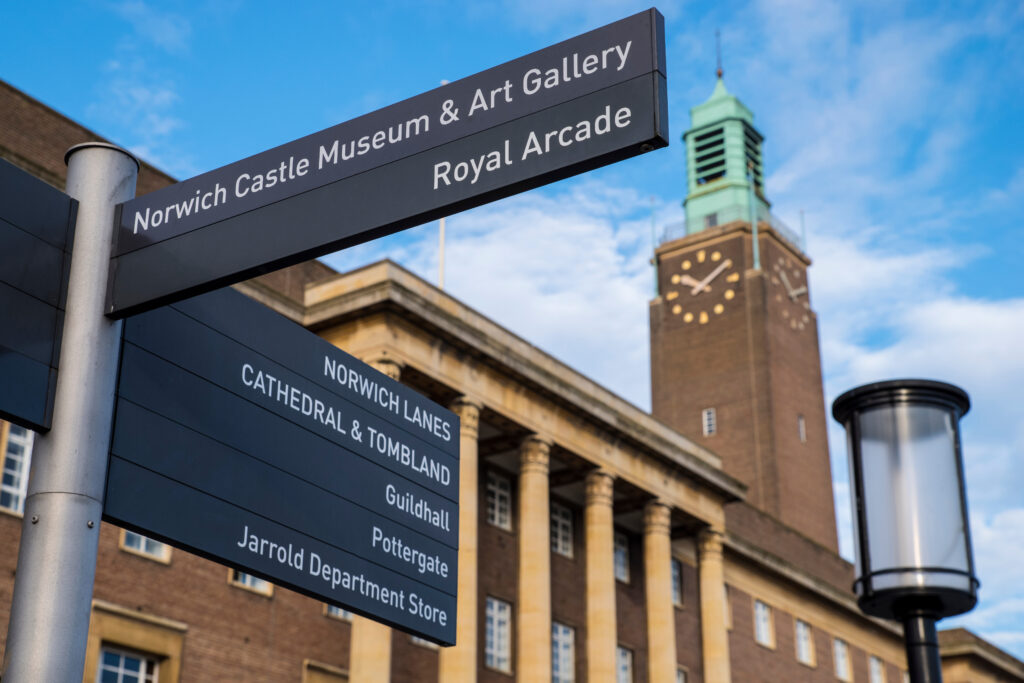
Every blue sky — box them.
[4,0,1024,662]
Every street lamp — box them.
[832,379,979,683]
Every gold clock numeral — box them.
[672,304,682,315]
[697,249,706,263]
[711,251,721,261]
[682,260,692,270]
[714,304,724,315]
[667,291,679,300]
[683,312,694,323]
[699,311,709,324]
[725,289,735,300]
[727,272,740,283]
[671,274,680,285]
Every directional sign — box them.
[0,157,77,432]
[105,288,460,643]
[108,9,667,317]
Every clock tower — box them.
[650,75,839,552]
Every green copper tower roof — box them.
[680,76,770,237]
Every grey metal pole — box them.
[2,143,138,683]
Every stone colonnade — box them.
[347,363,731,682]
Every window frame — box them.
[616,645,634,683]
[753,599,775,649]
[485,596,512,673]
[97,645,159,683]
[869,654,887,683]
[550,501,574,558]
[833,637,852,681]
[119,529,172,564]
[701,408,717,436]
[794,618,816,667]
[613,531,630,583]
[84,599,186,683]
[323,603,352,621]
[229,568,273,596]
[486,470,513,531]
[1,423,33,516]
[551,621,575,683]
[671,557,684,607]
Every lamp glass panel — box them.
[857,403,970,592]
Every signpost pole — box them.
[2,143,138,683]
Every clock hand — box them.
[788,285,807,300]
[779,270,795,296]
[679,274,704,289]
[690,260,729,295]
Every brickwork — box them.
[651,223,839,552]
[614,529,648,683]
[550,494,586,682]
[391,633,440,683]
[478,465,519,682]
[674,560,703,681]
[726,583,898,683]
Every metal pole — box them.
[2,143,138,683]
[903,612,944,683]
[439,215,446,290]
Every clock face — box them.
[770,254,811,331]
[665,247,740,325]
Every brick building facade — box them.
[2,77,1022,682]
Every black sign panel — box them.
[108,9,667,317]
[0,157,77,432]
[105,288,459,643]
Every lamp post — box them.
[832,379,979,683]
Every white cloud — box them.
[325,181,664,409]
[112,1,192,54]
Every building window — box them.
[485,596,512,672]
[98,646,159,683]
[794,619,815,665]
[701,408,717,436]
[834,638,851,681]
[1,424,33,514]
[870,655,886,683]
[230,569,272,596]
[677,668,688,683]
[551,502,574,557]
[671,558,684,606]
[703,213,719,229]
[303,659,348,682]
[551,621,575,683]
[325,604,352,620]
[614,531,630,583]
[616,646,634,683]
[120,530,171,563]
[798,414,807,443]
[753,599,774,648]
[411,636,440,650]
[486,471,512,530]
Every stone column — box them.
[368,357,402,381]
[350,357,404,683]
[349,622,392,683]
[585,470,617,683]
[438,398,482,682]
[517,436,552,683]
[698,528,731,682]
[644,501,677,683]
